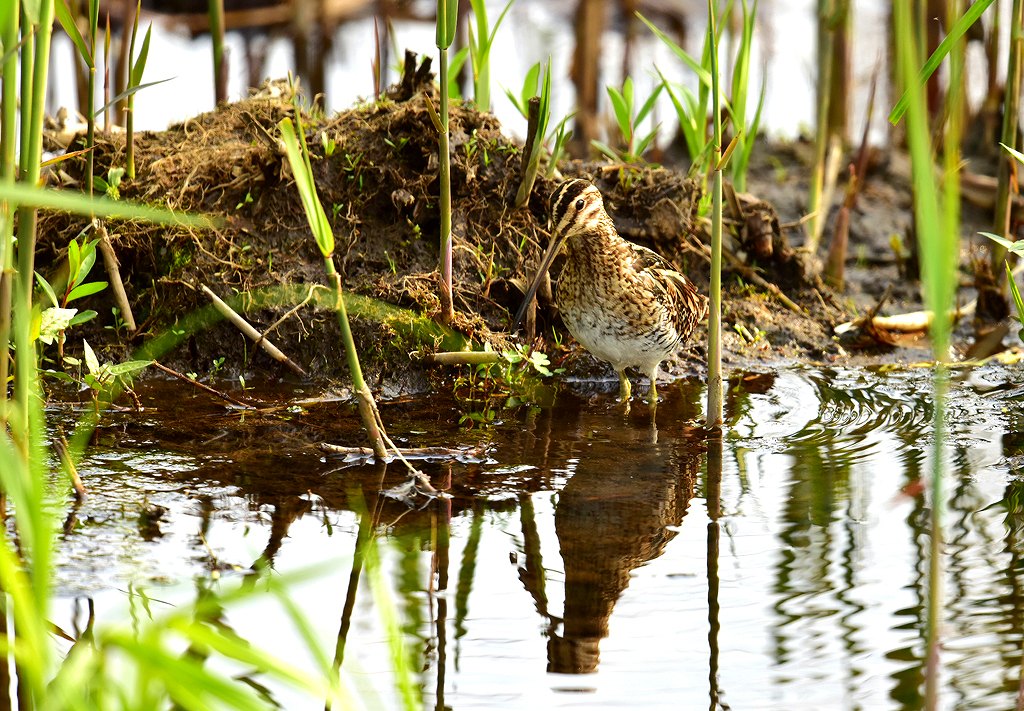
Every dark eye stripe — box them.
[550,179,590,228]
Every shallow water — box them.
[47,364,1024,709]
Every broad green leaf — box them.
[68,237,82,278]
[72,243,98,288]
[82,339,100,375]
[38,307,79,345]
[66,280,107,303]
[108,359,152,376]
[33,272,59,308]
[68,309,98,326]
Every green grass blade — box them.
[130,24,151,84]
[278,117,334,257]
[1000,141,1024,164]
[1006,261,1024,333]
[606,85,630,142]
[54,0,93,67]
[93,77,172,118]
[0,182,215,227]
[981,231,1024,255]
[889,0,996,123]
[635,82,662,125]
[638,12,713,88]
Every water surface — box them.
[53,364,1024,710]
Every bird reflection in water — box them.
[515,404,703,674]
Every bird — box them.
[513,178,708,402]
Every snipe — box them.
[513,179,708,401]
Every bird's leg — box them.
[617,370,632,401]
[647,366,660,404]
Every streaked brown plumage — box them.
[514,179,708,401]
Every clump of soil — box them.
[37,73,941,396]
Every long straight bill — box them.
[512,232,565,331]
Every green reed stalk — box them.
[15,0,55,440]
[209,0,226,103]
[826,0,850,145]
[706,0,723,430]
[278,116,387,459]
[991,0,1024,273]
[55,0,99,195]
[436,0,458,324]
[125,2,151,180]
[514,63,550,207]
[806,0,834,253]
[892,2,967,705]
[467,0,513,111]
[0,2,19,421]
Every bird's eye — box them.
[575,198,585,210]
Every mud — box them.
[36,72,1013,399]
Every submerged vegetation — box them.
[0,0,1023,707]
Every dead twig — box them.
[318,442,488,464]
[95,221,137,332]
[688,234,802,313]
[200,283,308,377]
[151,360,256,409]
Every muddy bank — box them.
[38,75,1001,399]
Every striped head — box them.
[512,179,611,330]
[548,178,613,244]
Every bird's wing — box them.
[629,243,709,328]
